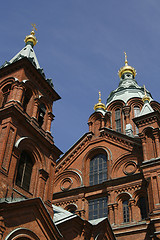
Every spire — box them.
[1,24,40,70]
[118,52,136,79]
[24,24,38,47]
[94,91,106,112]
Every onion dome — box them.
[24,24,38,47]
[94,91,106,112]
[118,52,136,79]
[106,53,152,106]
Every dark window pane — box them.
[89,154,107,186]
[115,109,121,132]
[89,197,108,220]
[123,200,129,223]
[16,151,33,191]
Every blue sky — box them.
[0,1,160,154]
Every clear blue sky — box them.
[0,0,160,154]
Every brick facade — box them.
[0,30,160,239]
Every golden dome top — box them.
[24,24,38,47]
[118,52,136,79]
[94,91,106,111]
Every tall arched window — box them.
[22,88,32,112]
[38,103,46,127]
[89,154,107,186]
[115,109,121,132]
[123,200,129,223]
[16,151,34,191]
[138,197,148,220]
[1,84,11,107]
[134,106,140,134]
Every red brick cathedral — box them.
[0,29,160,240]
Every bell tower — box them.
[0,26,62,216]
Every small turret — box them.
[94,91,106,113]
[118,52,136,79]
[24,24,38,47]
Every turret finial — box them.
[118,52,136,79]
[142,85,150,103]
[98,91,102,103]
[94,91,106,111]
[124,52,128,66]
[24,24,38,47]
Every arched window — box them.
[16,151,34,191]
[138,197,148,220]
[134,106,140,134]
[1,84,11,107]
[123,200,129,223]
[115,109,121,132]
[38,103,46,127]
[22,88,32,112]
[88,197,108,220]
[89,154,107,186]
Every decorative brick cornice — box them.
[133,111,160,128]
[56,132,93,173]
[99,127,141,149]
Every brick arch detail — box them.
[132,189,147,204]
[15,137,44,168]
[14,137,45,195]
[127,97,143,107]
[111,154,138,179]
[54,169,83,192]
[115,192,132,203]
[39,95,52,112]
[0,77,16,89]
[107,100,125,111]
[22,79,38,97]
[5,228,40,240]
[150,100,160,112]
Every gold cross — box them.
[31,23,37,32]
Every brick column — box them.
[141,135,147,161]
[46,112,54,132]
[129,199,135,222]
[37,169,49,200]
[122,106,131,125]
[113,203,118,225]
[153,129,160,158]
[8,82,19,102]
[108,204,114,225]
[32,98,39,119]
[16,84,24,103]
